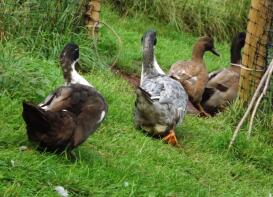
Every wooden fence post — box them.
[85,0,101,36]
[238,0,273,103]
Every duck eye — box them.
[141,36,144,43]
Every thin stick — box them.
[92,21,102,65]
[91,20,122,68]
[228,59,273,149]
[100,20,122,68]
[247,63,273,138]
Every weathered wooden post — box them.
[0,28,4,40]
[85,0,101,36]
[238,0,273,103]
[0,17,4,40]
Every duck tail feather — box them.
[22,101,52,133]
[136,86,153,104]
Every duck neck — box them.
[63,60,92,87]
[191,42,206,63]
[141,48,164,84]
[230,44,243,64]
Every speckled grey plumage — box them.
[134,30,188,136]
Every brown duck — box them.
[168,36,220,116]
[22,43,107,153]
[201,32,246,115]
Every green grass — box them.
[0,2,273,197]
[105,0,250,41]
[100,6,230,74]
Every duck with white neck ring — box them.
[134,30,188,146]
[22,43,107,153]
[60,43,92,87]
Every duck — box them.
[201,32,246,115]
[22,43,107,153]
[134,30,188,146]
[168,36,220,116]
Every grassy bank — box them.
[0,2,272,196]
[106,0,250,41]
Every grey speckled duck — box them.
[22,43,107,153]
[134,30,188,146]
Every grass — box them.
[100,6,230,74]
[0,2,273,196]
[105,0,251,41]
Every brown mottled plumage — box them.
[201,32,246,115]
[168,36,219,116]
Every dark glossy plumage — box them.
[22,43,107,152]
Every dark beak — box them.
[210,48,220,56]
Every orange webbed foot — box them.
[163,130,179,146]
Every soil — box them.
[111,66,140,88]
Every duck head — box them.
[202,36,220,56]
[192,36,220,60]
[60,43,79,84]
[230,32,246,64]
[140,30,164,83]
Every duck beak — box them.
[211,48,220,56]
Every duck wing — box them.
[202,69,240,114]
[169,60,201,81]
[208,68,223,80]
[22,84,107,152]
[141,75,188,119]
[39,86,74,112]
[207,69,239,90]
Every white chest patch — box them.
[153,58,165,75]
[69,60,93,87]
[140,64,144,86]
[97,110,106,123]
[71,70,92,87]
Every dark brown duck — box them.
[22,43,107,152]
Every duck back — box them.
[135,75,187,135]
[22,84,107,152]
